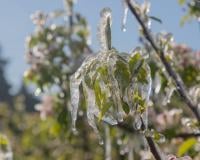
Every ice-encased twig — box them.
[105,125,111,160]
[98,8,112,51]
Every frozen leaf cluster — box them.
[70,13,152,138]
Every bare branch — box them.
[175,133,200,139]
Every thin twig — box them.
[125,0,200,121]
[117,121,163,160]
[145,136,162,160]
[175,133,200,139]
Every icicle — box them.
[83,81,103,144]
[70,74,82,133]
[139,64,152,130]
[98,8,112,51]
[121,0,128,32]
[133,114,142,130]
[105,125,111,160]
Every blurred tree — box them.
[0,47,13,107]
[15,84,39,112]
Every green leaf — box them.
[94,80,102,108]
[94,79,111,119]
[149,16,162,24]
[177,138,197,156]
[122,101,130,114]
[137,66,148,84]
[133,90,146,113]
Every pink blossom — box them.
[35,95,54,120]
[167,154,192,160]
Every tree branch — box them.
[125,0,200,121]
[117,122,163,160]
[175,132,200,139]
[145,136,162,160]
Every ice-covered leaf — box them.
[114,59,131,93]
[129,51,142,75]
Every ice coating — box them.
[83,81,103,144]
[70,55,96,132]
[69,7,154,144]
[142,64,152,129]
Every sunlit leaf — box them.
[177,138,197,157]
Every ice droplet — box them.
[99,138,104,145]
[121,0,128,32]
